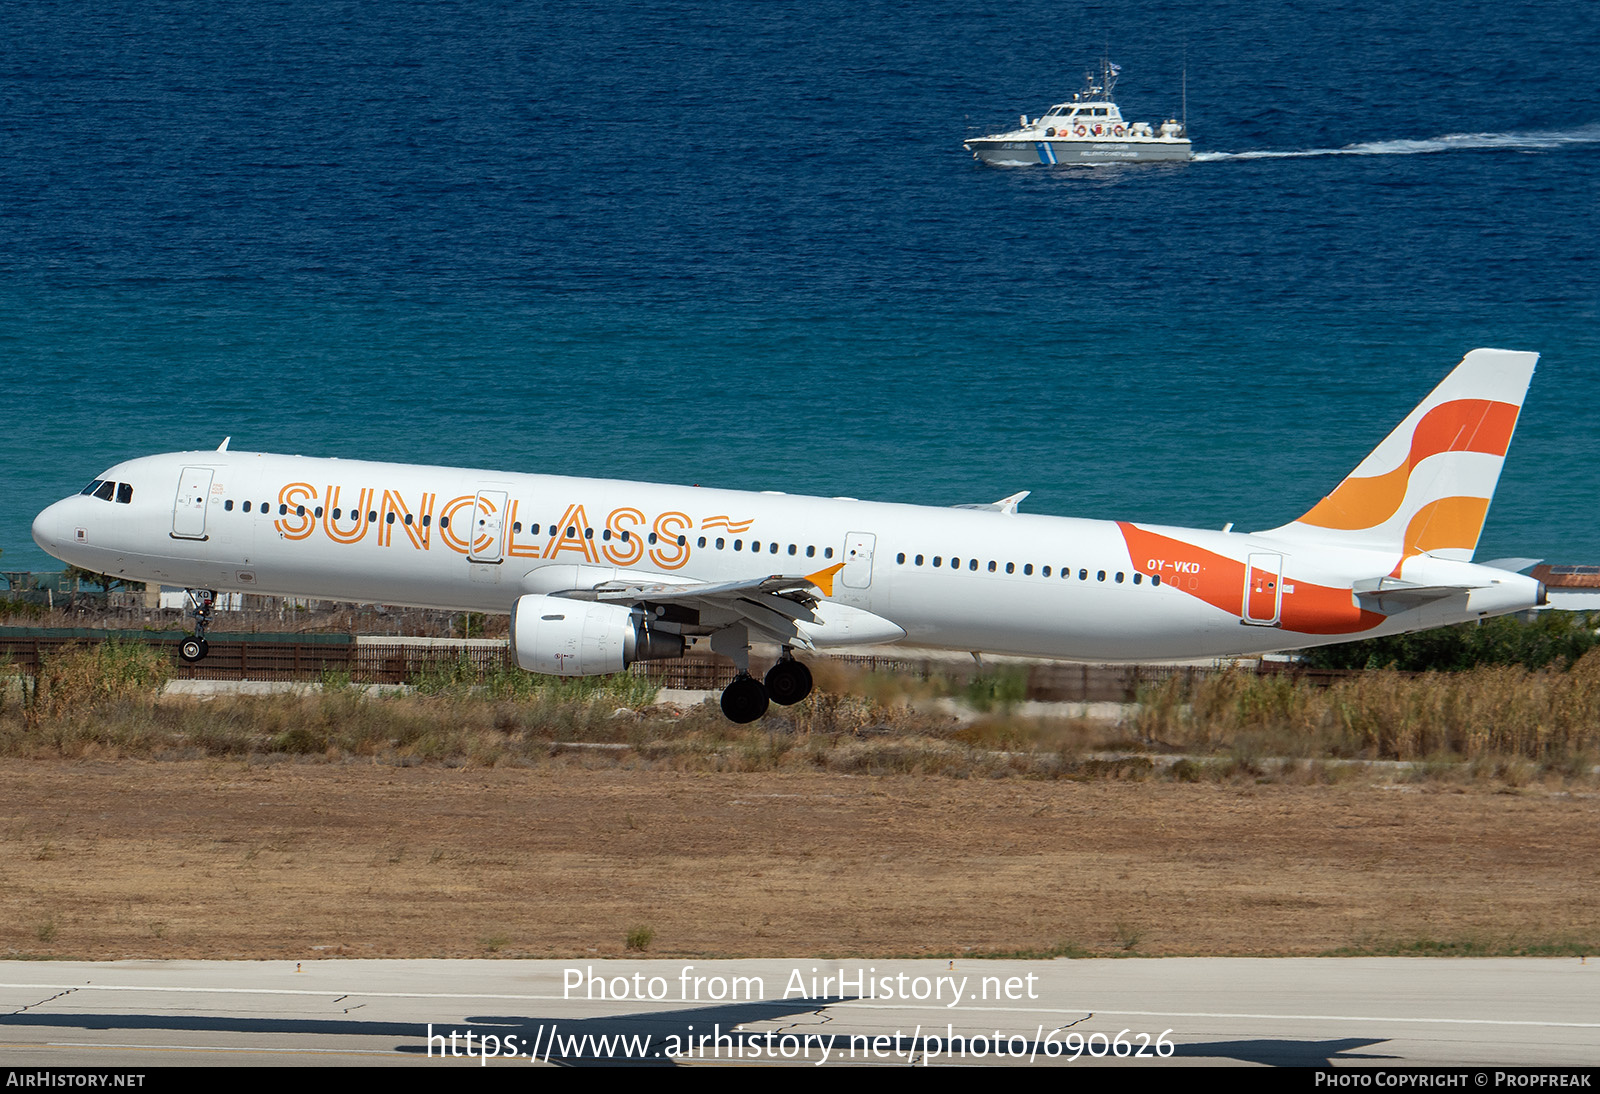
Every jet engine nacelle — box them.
[510,594,684,676]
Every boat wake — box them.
[1194,124,1600,162]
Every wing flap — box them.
[577,563,847,645]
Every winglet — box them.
[217,436,231,452]
[805,562,847,597]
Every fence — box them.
[0,628,1282,700]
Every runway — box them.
[2,957,1596,1067]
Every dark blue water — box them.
[3,0,1597,571]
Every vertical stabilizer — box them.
[1263,349,1537,562]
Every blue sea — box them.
[3,0,1597,572]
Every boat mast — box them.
[1181,39,1188,134]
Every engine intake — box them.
[510,594,684,676]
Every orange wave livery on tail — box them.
[1266,348,1537,565]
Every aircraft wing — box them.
[573,563,847,648]
[951,490,1030,514]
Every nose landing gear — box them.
[179,589,216,663]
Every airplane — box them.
[31,348,1546,723]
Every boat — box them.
[963,58,1191,166]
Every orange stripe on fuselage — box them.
[1298,398,1518,531]
[1117,523,1384,636]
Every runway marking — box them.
[31,1041,396,1056]
[5,984,1597,1030]
[0,982,562,1001]
[834,1001,1600,1029]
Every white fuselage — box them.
[32,450,1543,663]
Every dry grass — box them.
[3,646,1599,790]
[3,651,1599,960]
[1,763,1595,960]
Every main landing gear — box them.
[179,588,216,663]
[717,652,815,725]
[764,656,813,707]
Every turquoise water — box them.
[3,1,1597,570]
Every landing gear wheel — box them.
[720,674,769,724]
[764,658,813,706]
[179,636,209,663]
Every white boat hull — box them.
[964,136,1192,166]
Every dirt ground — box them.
[2,759,1596,960]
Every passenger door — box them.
[171,466,214,540]
[842,532,876,589]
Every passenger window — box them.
[788,544,796,555]
[1041,565,1050,576]
[516,522,525,533]
[368,510,377,522]
[969,559,978,571]
[402,513,410,525]
[752,541,761,552]
[1022,564,1031,575]
[224,499,234,511]
[1115,572,1124,583]
[933,556,942,567]
[422,515,431,527]
[951,557,960,569]
[117,483,134,504]
[734,539,742,551]
[315,506,323,518]
[1079,569,1088,580]
[243,501,252,513]
[698,536,707,548]
[440,516,450,529]
[1152,574,1162,587]
[915,554,924,566]
[987,561,996,573]
[824,547,833,559]
[1007,562,1015,574]
[679,535,688,547]
[533,524,542,535]
[806,545,815,557]
[649,532,659,545]
[585,527,594,539]
[896,552,906,564]
[1133,573,1142,584]
[716,537,725,549]
[1097,570,1106,581]
[385,512,395,524]
[296,504,305,516]
[769,542,777,554]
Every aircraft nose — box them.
[32,500,66,555]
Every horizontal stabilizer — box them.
[1352,575,1484,611]
[1481,557,1541,573]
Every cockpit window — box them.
[80,480,104,496]
[116,482,133,504]
[93,480,116,502]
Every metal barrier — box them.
[0,630,1263,700]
